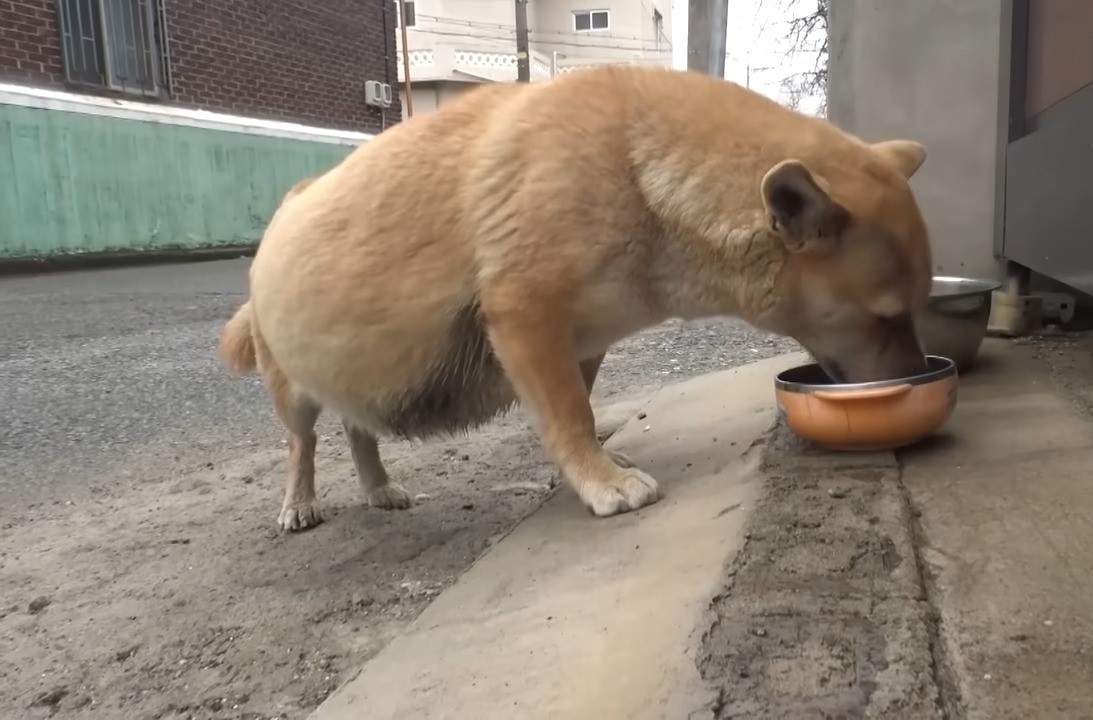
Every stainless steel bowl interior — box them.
[775,355,956,394]
[917,276,1000,372]
[928,276,1002,303]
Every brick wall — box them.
[0,0,65,87]
[0,0,400,133]
[165,0,400,132]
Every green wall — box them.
[0,103,356,259]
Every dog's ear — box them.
[871,140,927,179]
[761,159,845,252]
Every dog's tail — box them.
[218,300,258,375]
[218,176,318,376]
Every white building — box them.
[395,0,673,116]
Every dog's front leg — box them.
[580,351,635,469]
[485,309,660,517]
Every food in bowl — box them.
[774,355,958,451]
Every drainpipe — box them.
[381,0,392,128]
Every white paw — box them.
[579,468,661,517]
[366,484,413,510]
[278,502,323,532]
[607,449,635,468]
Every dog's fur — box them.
[219,66,934,530]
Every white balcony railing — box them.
[397,40,553,84]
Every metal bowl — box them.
[914,276,1002,372]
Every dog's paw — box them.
[607,449,635,468]
[579,468,660,517]
[278,502,323,532]
[366,484,413,510]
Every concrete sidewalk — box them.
[902,337,1093,719]
[310,353,806,720]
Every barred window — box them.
[57,0,170,97]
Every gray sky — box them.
[671,0,824,113]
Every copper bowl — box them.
[774,355,958,451]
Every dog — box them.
[219,65,933,531]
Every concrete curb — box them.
[694,421,941,718]
[309,352,806,720]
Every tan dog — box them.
[219,66,933,531]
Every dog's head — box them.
[761,139,932,383]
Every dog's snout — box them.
[824,359,847,384]
[906,355,930,376]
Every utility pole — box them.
[710,0,729,77]
[398,0,414,117]
[515,0,530,82]
[687,0,709,73]
[688,0,730,77]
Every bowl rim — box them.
[929,276,1003,302]
[775,355,957,394]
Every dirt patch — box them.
[0,415,561,720]
[696,423,942,719]
[1015,329,1093,416]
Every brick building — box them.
[0,0,400,261]
[0,0,401,132]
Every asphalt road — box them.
[0,258,796,509]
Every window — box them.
[57,0,169,97]
[653,9,664,50]
[573,10,609,32]
[397,1,417,28]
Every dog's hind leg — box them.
[342,421,412,511]
[258,352,324,532]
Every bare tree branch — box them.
[776,0,828,115]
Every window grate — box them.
[57,0,169,97]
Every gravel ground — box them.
[0,258,798,720]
